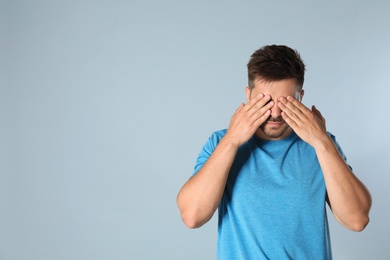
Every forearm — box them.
[178,95,273,228]
[177,136,239,228]
[314,135,372,231]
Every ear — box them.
[245,86,251,102]
[299,89,305,101]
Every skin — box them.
[177,78,371,231]
[245,78,304,141]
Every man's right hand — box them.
[177,94,272,229]
[225,93,273,147]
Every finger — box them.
[253,109,272,127]
[281,110,297,128]
[312,105,323,119]
[312,105,326,128]
[251,99,274,120]
[278,96,309,121]
[285,96,309,116]
[246,94,272,116]
[233,103,245,116]
[277,97,302,124]
[243,93,265,111]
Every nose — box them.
[270,100,281,118]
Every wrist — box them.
[312,133,334,152]
[221,134,242,150]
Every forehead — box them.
[252,78,300,97]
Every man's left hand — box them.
[278,96,327,147]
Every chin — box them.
[262,126,291,140]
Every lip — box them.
[265,121,284,127]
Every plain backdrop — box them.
[1,0,389,259]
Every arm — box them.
[177,94,273,228]
[315,133,371,231]
[278,96,372,232]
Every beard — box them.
[258,116,291,140]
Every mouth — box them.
[265,120,285,128]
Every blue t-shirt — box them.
[193,130,348,260]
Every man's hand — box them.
[278,96,327,147]
[177,93,273,229]
[225,94,273,147]
[278,96,371,231]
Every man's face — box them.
[246,78,303,140]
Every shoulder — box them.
[326,131,347,155]
[200,129,226,151]
[326,131,342,148]
[326,131,336,140]
[192,129,227,175]
[209,129,227,142]
[200,129,227,151]
[197,129,227,152]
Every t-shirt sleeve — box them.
[192,130,226,176]
[328,132,353,171]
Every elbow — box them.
[177,197,210,229]
[345,213,370,232]
[334,196,372,232]
[180,211,206,229]
[176,187,214,229]
[352,215,370,232]
[348,200,372,232]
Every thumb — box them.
[233,103,245,115]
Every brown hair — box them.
[247,45,305,90]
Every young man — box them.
[177,45,371,259]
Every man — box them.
[176,45,371,259]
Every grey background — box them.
[1,0,389,259]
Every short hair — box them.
[247,45,306,90]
